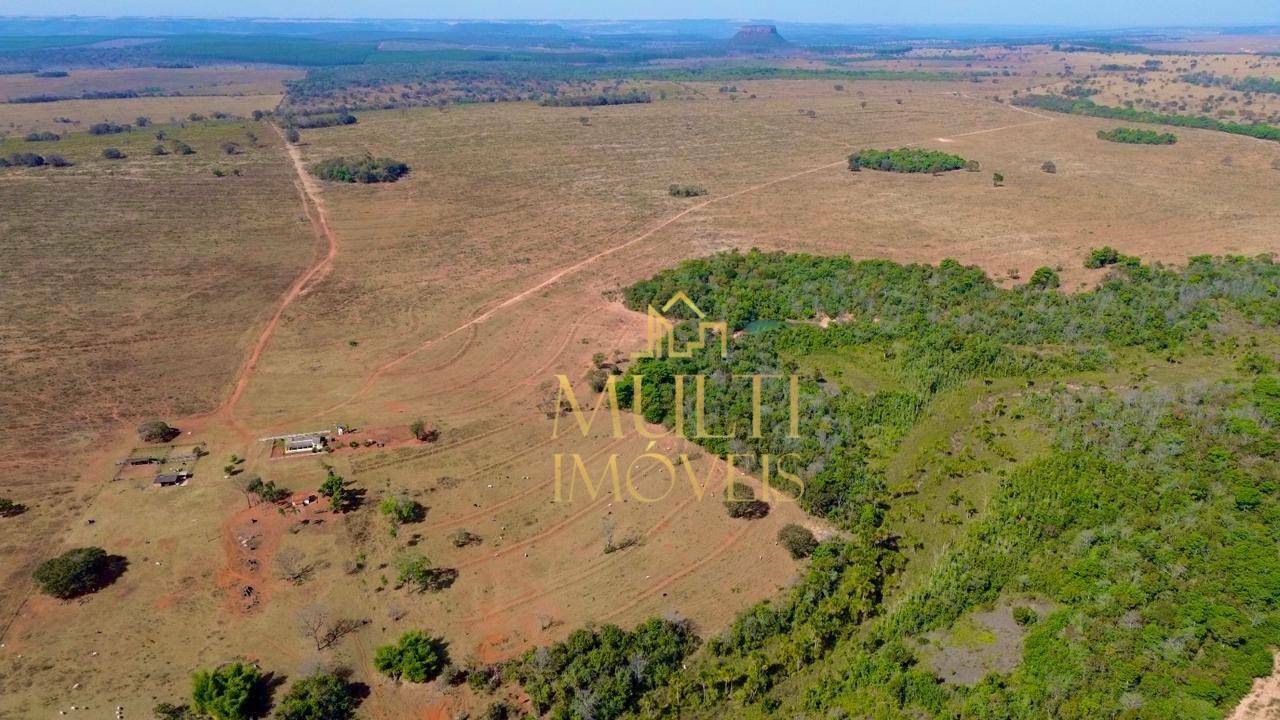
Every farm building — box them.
[154,473,188,487]
[285,434,326,454]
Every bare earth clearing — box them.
[0,53,1278,718]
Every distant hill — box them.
[728,24,789,49]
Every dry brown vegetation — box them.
[1,45,1279,718]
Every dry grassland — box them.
[0,118,317,676]
[0,65,301,101]
[1,93,285,134]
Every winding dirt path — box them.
[219,125,339,431]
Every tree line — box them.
[1015,93,1280,142]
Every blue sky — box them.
[3,0,1278,27]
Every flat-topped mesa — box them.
[728,24,789,48]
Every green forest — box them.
[512,250,1280,720]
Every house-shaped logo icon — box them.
[632,291,728,360]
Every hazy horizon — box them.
[1,1,1277,29]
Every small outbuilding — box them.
[284,434,326,455]
[154,473,184,487]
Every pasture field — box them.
[0,43,1278,720]
[0,116,316,661]
[0,93,284,134]
[0,65,301,101]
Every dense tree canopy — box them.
[513,617,699,720]
[191,663,261,720]
[849,148,969,173]
[373,631,449,682]
[275,672,358,720]
[310,155,409,183]
[602,250,1280,719]
[1097,127,1177,144]
[32,546,123,599]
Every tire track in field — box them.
[460,444,746,623]
[434,436,631,532]
[351,417,526,473]
[600,523,754,622]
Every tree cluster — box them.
[849,148,969,173]
[1096,127,1177,144]
[310,154,410,183]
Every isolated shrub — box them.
[964,159,981,172]
[668,184,708,197]
[286,126,301,144]
[441,663,468,685]
[102,147,126,160]
[379,495,425,524]
[1084,246,1139,269]
[373,630,448,682]
[88,122,126,135]
[135,115,151,127]
[1028,266,1060,289]
[0,497,25,517]
[33,547,120,599]
[409,419,437,442]
[1041,160,1057,173]
[1012,606,1039,626]
[152,144,169,156]
[172,140,195,155]
[318,469,351,511]
[396,554,457,593]
[220,141,240,155]
[310,154,409,183]
[191,663,261,720]
[587,367,610,392]
[138,419,178,442]
[725,481,770,519]
[152,702,197,720]
[992,172,1005,186]
[450,529,482,548]
[275,672,358,720]
[778,523,819,559]
[24,130,59,142]
[45,153,71,167]
[8,152,45,167]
